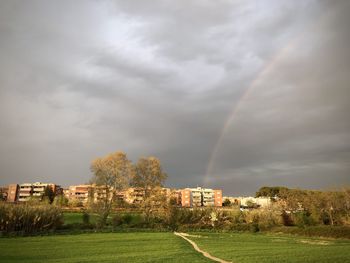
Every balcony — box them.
[19,192,31,197]
[33,187,45,191]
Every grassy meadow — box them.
[1,230,350,263]
[63,212,99,225]
[189,232,350,263]
[0,232,211,263]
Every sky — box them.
[0,0,349,195]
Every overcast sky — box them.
[0,1,349,195]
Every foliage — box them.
[281,211,293,226]
[256,186,289,198]
[90,151,134,226]
[53,195,69,207]
[131,157,168,222]
[43,186,55,204]
[111,213,137,228]
[132,157,167,198]
[68,199,83,208]
[223,198,231,207]
[82,211,90,225]
[0,203,63,234]
[279,187,350,226]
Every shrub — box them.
[82,212,90,225]
[112,214,123,228]
[292,211,316,227]
[122,214,133,225]
[0,202,63,235]
[281,211,294,226]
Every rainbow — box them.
[203,36,302,186]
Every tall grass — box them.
[0,202,63,235]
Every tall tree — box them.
[132,157,167,222]
[90,151,133,226]
[132,157,167,199]
[43,186,55,204]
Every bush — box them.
[122,214,133,225]
[0,202,63,235]
[281,211,294,226]
[112,214,123,228]
[82,212,90,225]
[292,211,316,227]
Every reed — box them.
[0,202,63,234]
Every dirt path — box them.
[174,232,232,263]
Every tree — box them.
[43,186,55,204]
[53,195,69,207]
[246,200,258,209]
[223,198,232,207]
[132,157,167,199]
[90,151,133,227]
[256,186,288,198]
[132,157,167,222]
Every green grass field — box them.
[63,212,99,225]
[62,212,143,226]
[1,231,350,263]
[0,232,211,263]
[189,232,350,263]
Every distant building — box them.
[226,196,272,208]
[2,180,224,208]
[181,188,192,207]
[18,183,33,202]
[180,187,222,207]
[7,184,19,202]
[17,182,60,202]
[67,184,92,204]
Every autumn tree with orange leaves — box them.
[90,151,134,226]
[132,157,168,222]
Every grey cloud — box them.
[0,0,349,195]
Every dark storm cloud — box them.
[0,0,349,195]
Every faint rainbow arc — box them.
[203,38,300,186]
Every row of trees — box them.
[90,151,167,226]
[256,186,350,226]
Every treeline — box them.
[1,149,349,238]
[256,186,350,226]
[90,151,167,227]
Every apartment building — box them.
[128,187,145,204]
[7,184,19,202]
[181,188,192,207]
[17,182,60,202]
[227,196,271,208]
[67,184,92,204]
[202,188,215,207]
[32,182,49,198]
[214,189,223,207]
[92,185,114,203]
[18,183,33,202]
[180,187,223,207]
